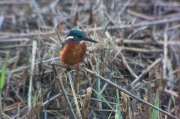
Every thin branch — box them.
[0,32,55,40]
[84,68,178,119]
[131,58,162,86]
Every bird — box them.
[60,29,98,70]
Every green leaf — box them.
[94,90,116,112]
[0,61,6,90]
[116,89,123,119]
[151,92,160,119]
[33,94,39,105]
[115,112,119,119]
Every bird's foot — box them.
[76,64,80,71]
[65,64,80,71]
[66,64,71,71]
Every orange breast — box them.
[60,40,87,65]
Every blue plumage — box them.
[67,29,86,37]
[62,29,98,49]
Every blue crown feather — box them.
[67,29,86,37]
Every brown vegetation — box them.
[0,0,180,119]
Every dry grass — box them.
[0,0,180,119]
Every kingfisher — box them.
[60,29,98,70]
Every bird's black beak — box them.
[83,37,98,43]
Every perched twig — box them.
[51,61,92,86]
[51,64,77,119]
[67,72,82,119]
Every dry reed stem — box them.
[28,41,37,112]
[131,58,162,86]
[51,64,77,119]
[1,0,180,118]
[84,68,178,119]
[67,72,82,119]
[82,87,92,119]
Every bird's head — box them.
[67,29,98,43]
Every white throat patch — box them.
[80,41,84,44]
[66,36,73,40]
